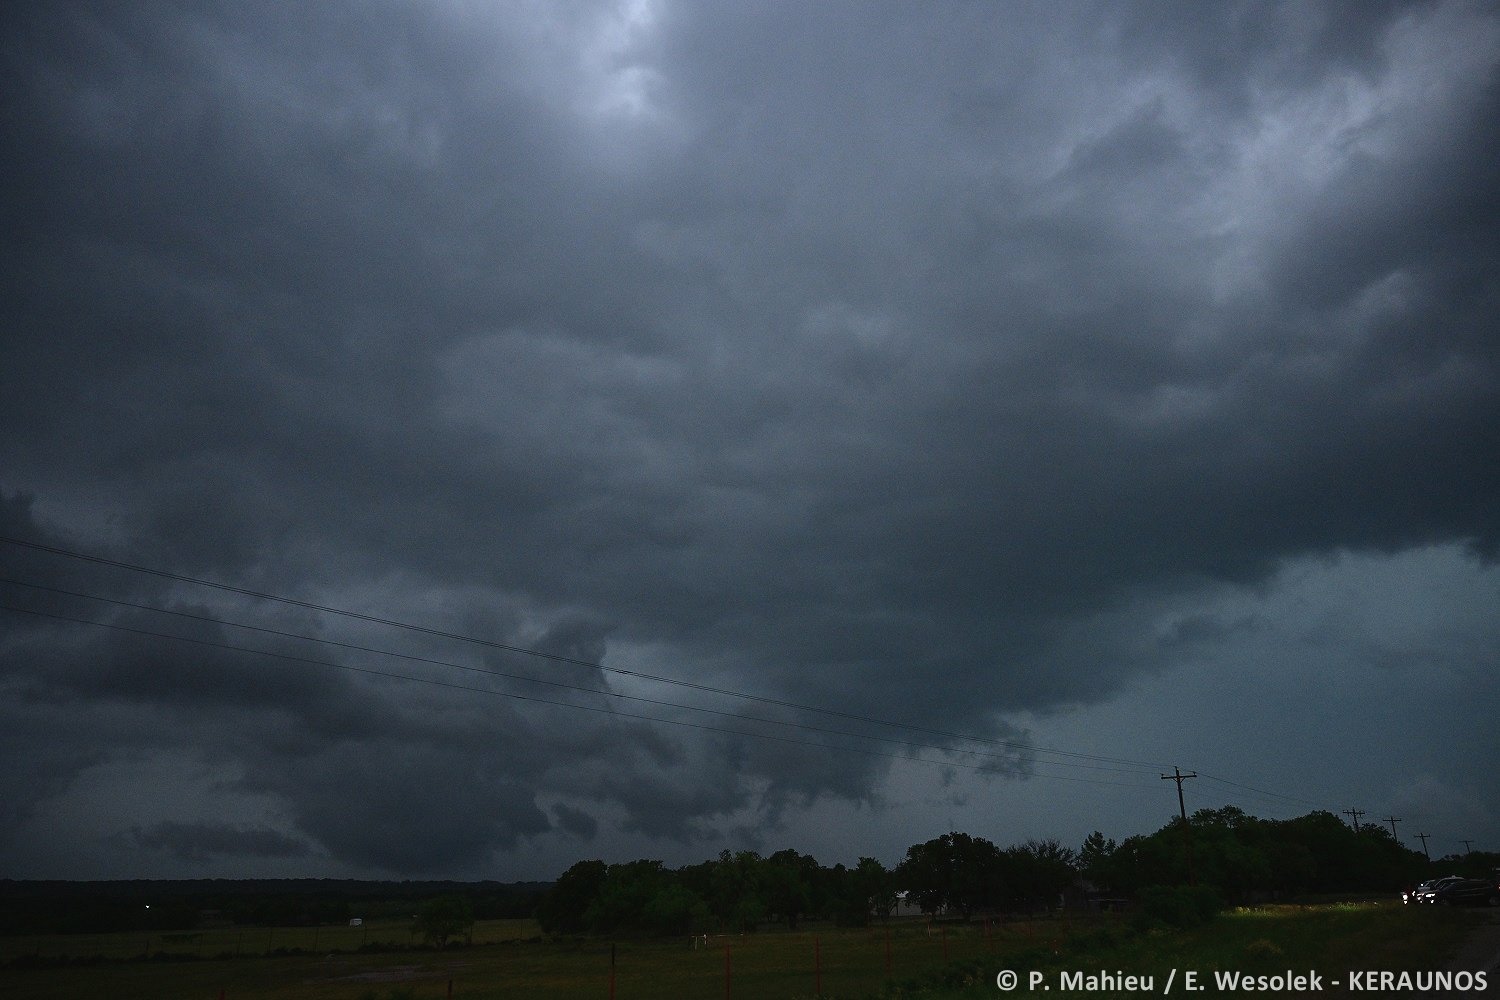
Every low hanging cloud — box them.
[1,1,1497,876]
[128,821,313,863]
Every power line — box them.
[11,538,1367,813]
[1,539,1382,823]
[0,603,1164,791]
[1195,772,1323,809]
[0,535,1172,771]
[0,577,1157,778]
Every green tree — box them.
[1079,831,1118,891]
[1007,839,1077,911]
[413,895,474,948]
[853,856,895,923]
[763,850,816,929]
[1105,830,1180,894]
[896,832,1005,919]
[641,885,711,935]
[584,860,667,934]
[709,850,766,932]
[537,859,608,934]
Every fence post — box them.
[942,924,948,963]
[610,943,616,1000]
[815,935,821,996]
[885,926,891,976]
[725,942,731,1000]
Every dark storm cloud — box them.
[2,0,1497,874]
[235,741,553,873]
[0,702,112,834]
[1116,1,1422,108]
[10,608,387,726]
[551,803,599,842]
[128,821,312,862]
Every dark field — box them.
[0,904,1486,1000]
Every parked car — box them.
[1428,877,1500,907]
[1404,876,1464,904]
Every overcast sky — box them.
[2,0,1497,882]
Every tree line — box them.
[1082,807,1440,901]
[537,807,1485,937]
[5,809,1489,939]
[537,837,1089,937]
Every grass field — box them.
[0,918,541,964]
[0,905,1485,1000]
[918,902,1488,999]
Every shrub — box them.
[1138,885,1223,928]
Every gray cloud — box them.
[236,741,553,874]
[1,0,1496,875]
[551,803,600,842]
[129,821,313,863]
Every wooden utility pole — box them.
[1460,840,1474,855]
[1161,767,1198,885]
[1415,832,1431,861]
[1342,809,1365,832]
[1383,816,1401,838]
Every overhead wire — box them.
[8,536,1358,809]
[0,575,1157,777]
[1195,772,1326,810]
[0,534,1173,770]
[2,536,1362,809]
[0,602,1162,790]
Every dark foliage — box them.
[1137,884,1223,928]
[1091,807,1429,902]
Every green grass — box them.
[907,902,1485,999]
[0,919,1019,1000]
[0,906,1483,1000]
[0,918,540,963]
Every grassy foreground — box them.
[909,903,1487,999]
[0,919,541,964]
[0,904,1484,1000]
